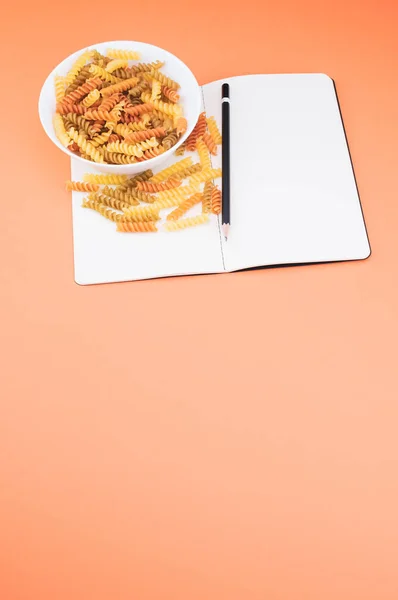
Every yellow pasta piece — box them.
[121,205,160,222]
[89,64,121,84]
[82,198,123,221]
[106,138,158,157]
[196,138,211,170]
[83,173,128,185]
[106,59,129,73]
[155,184,199,202]
[107,49,141,60]
[64,50,94,86]
[148,69,180,90]
[164,214,209,231]
[150,157,193,183]
[206,116,222,144]
[81,88,100,107]
[189,168,222,185]
[151,80,161,102]
[53,114,70,148]
[141,93,183,116]
[54,75,65,102]
[151,196,182,210]
[68,127,105,163]
[113,123,134,138]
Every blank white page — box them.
[71,112,224,285]
[203,74,370,271]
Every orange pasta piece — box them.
[136,177,181,193]
[185,112,206,151]
[211,185,222,214]
[166,193,203,220]
[202,131,218,155]
[124,127,165,144]
[116,221,158,233]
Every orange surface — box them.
[1,1,398,598]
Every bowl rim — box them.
[38,39,201,171]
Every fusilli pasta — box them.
[83,173,128,185]
[211,185,222,214]
[65,181,100,192]
[136,177,181,193]
[164,214,209,231]
[107,49,141,61]
[166,193,203,220]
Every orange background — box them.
[1,1,398,598]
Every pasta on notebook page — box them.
[70,100,224,285]
[71,74,369,285]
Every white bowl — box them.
[38,40,201,174]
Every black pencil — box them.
[221,83,230,241]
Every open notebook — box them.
[71,73,370,285]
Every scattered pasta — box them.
[61,103,223,235]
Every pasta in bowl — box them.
[38,41,201,174]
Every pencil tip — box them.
[222,223,230,241]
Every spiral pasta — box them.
[101,186,140,206]
[138,147,165,160]
[99,93,121,112]
[102,151,136,164]
[211,185,222,215]
[202,132,218,155]
[124,127,165,144]
[84,109,120,122]
[172,162,202,180]
[112,67,135,80]
[81,88,101,108]
[174,117,187,135]
[125,102,154,117]
[164,214,209,231]
[90,120,105,135]
[53,114,70,148]
[151,79,161,102]
[82,198,123,222]
[189,168,222,185]
[83,173,128,185]
[130,61,164,74]
[68,127,105,163]
[136,177,181,193]
[64,65,91,95]
[155,183,199,202]
[206,116,222,144]
[162,86,180,103]
[106,138,158,157]
[129,188,157,203]
[118,169,153,191]
[89,64,121,84]
[185,112,207,151]
[90,128,114,147]
[117,221,158,233]
[149,69,179,90]
[151,196,182,210]
[65,181,100,192]
[196,137,211,170]
[87,192,132,211]
[106,59,129,73]
[128,81,151,98]
[101,77,139,97]
[202,181,213,214]
[141,93,182,116]
[107,49,141,61]
[149,157,193,182]
[58,77,102,108]
[166,193,203,221]
[57,103,87,115]
[108,133,121,143]
[113,123,134,137]
[162,131,178,150]
[121,206,160,222]
[64,50,94,86]
[64,113,95,136]
[54,76,65,102]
